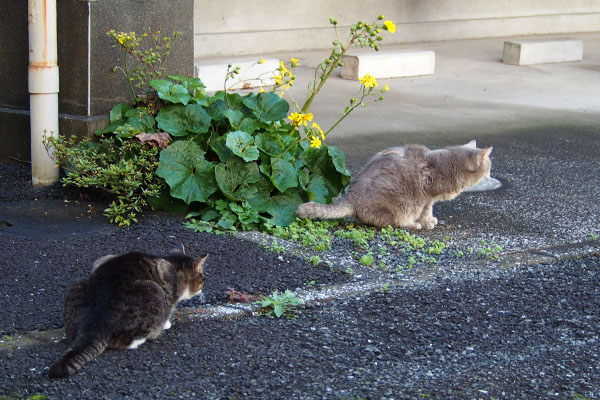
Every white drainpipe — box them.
[28,0,59,186]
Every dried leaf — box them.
[134,132,172,149]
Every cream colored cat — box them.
[297,141,492,229]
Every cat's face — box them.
[178,254,207,301]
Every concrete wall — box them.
[0,0,194,163]
[193,0,600,58]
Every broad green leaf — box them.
[209,132,233,162]
[156,141,216,204]
[110,103,133,123]
[223,109,244,129]
[123,109,156,133]
[207,99,226,122]
[270,158,298,193]
[303,144,350,199]
[214,157,260,201]
[167,75,205,92]
[255,132,284,157]
[261,188,303,226]
[298,172,329,203]
[183,104,211,134]
[328,145,352,182]
[236,174,274,208]
[156,104,211,137]
[225,130,259,162]
[150,79,191,105]
[239,118,260,134]
[243,92,289,123]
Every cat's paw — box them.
[163,320,172,330]
[407,222,422,230]
[421,217,438,230]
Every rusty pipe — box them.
[28,0,59,186]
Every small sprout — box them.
[359,253,375,266]
[255,290,304,318]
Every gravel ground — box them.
[1,256,598,399]
[1,122,599,400]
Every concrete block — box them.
[341,51,435,80]
[503,39,583,65]
[195,58,280,92]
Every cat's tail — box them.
[296,199,355,220]
[48,337,108,379]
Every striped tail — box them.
[296,200,355,220]
[49,337,108,379]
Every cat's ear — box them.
[463,140,477,149]
[91,254,116,272]
[169,244,186,256]
[194,254,208,273]
[481,147,493,159]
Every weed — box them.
[359,253,375,266]
[590,233,598,240]
[307,255,321,266]
[255,290,304,318]
[476,240,503,261]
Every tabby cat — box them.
[48,247,207,379]
[297,140,492,229]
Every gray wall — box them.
[0,0,194,162]
[193,0,600,57]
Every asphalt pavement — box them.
[1,33,599,399]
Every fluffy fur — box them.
[297,141,492,229]
[48,247,207,379]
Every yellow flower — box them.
[279,61,290,76]
[274,75,283,86]
[288,112,302,125]
[360,73,378,89]
[259,86,265,93]
[312,122,325,140]
[288,112,314,127]
[384,20,396,33]
[279,91,285,98]
[309,136,322,148]
[291,58,299,67]
[118,37,124,45]
[382,84,390,93]
[302,113,314,126]
[258,57,265,64]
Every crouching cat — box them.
[48,247,207,379]
[297,140,492,229]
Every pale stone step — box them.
[340,51,435,80]
[503,39,583,66]
[195,58,280,92]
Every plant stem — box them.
[123,48,139,104]
[324,90,368,136]
[300,35,357,114]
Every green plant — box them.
[255,290,304,318]
[590,233,598,240]
[359,253,375,266]
[0,394,48,400]
[107,28,183,104]
[307,255,322,266]
[47,15,395,229]
[476,240,503,261]
[44,134,164,226]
